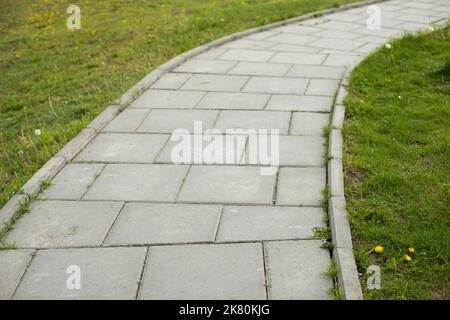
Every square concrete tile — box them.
[137,109,219,133]
[216,206,323,242]
[323,54,363,67]
[14,247,146,299]
[5,201,123,248]
[287,65,345,79]
[174,60,236,74]
[84,164,188,201]
[130,90,206,109]
[306,79,340,96]
[103,109,150,132]
[243,77,309,95]
[218,49,275,62]
[177,166,275,204]
[0,250,33,299]
[265,240,332,299]
[266,95,333,112]
[39,163,104,200]
[156,134,247,165]
[139,243,266,299]
[75,133,168,163]
[290,112,330,136]
[181,74,249,92]
[228,62,291,77]
[270,52,326,65]
[277,135,326,166]
[276,167,326,206]
[104,203,221,245]
[150,73,191,89]
[265,33,317,45]
[313,29,361,40]
[214,110,291,135]
[309,38,365,51]
[196,92,269,110]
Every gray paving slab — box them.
[243,76,309,94]
[276,167,326,206]
[306,79,340,96]
[287,64,345,79]
[323,53,364,67]
[177,165,275,204]
[265,33,318,45]
[103,109,150,132]
[104,203,221,245]
[266,94,333,112]
[150,73,191,89]
[174,60,236,74]
[309,38,365,51]
[139,243,266,299]
[265,240,332,299]
[214,110,291,134]
[39,163,104,200]
[0,249,33,299]
[216,206,323,242]
[5,200,123,248]
[270,52,326,65]
[228,61,291,77]
[181,74,249,92]
[83,164,188,201]
[137,109,219,133]
[14,247,146,299]
[196,92,270,110]
[130,89,206,109]
[290,112,330,136]
[269,43,321,53]
[222,39,275,50]
[75,133,168,163]
[218,49,275,62]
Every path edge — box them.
[0,0,389,298]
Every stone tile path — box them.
[1,0,448,300]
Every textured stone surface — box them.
[196,92,270,110]
[0,194,29,227]
[139,243,266,299]
[243,76,309,94]
[214,110,291,134]
[0,250,33,299]
[14,247,146,300]
[290,112,330,136]
[266,94,333,112]
[130,90,205,109]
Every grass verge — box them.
[344,25,450,299]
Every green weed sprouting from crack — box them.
[0,198,31,248]
[324,260,342,300]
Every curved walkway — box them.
[1,0,448,300]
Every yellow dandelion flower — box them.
[374,245,383,253]
[404,254,412,262]
[220,18,225,22]
[256,16,261,20]
[408,247,415,254]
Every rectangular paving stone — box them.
[181,74,249,92]
[228,61,291,77]
[315,20,360,31]
[14,247,146,299]
[309,38,365,51]
[306,79,340,96]
[139,243,266,299]
[313,29,361,40]
[137,109,219,133]
[84,164,188,202]
[277,25,322,35]
[218,49,275,62]
[39,163,104,200]
[287,65,345,79]
[265,240,332,300]
[214,110,291,135]
[130,89,206,109]
[150,73,191,89]
[270,43,321,53]
[328,12,365,23]
[270,52,326,65]
[265,33,317,45]
[195,48,227,59]
[290,112,330,136]
[0,250,33,299]
[352,26,404,38]
[243,77,309,95]
[104,203,221,245]
[246,30,280,40]
[174,60,236,74]
[156,134,247,165]
[5,200,123,248]
[216,206,323,242]
[323,54,364,67]
[196,92,270,110]
[222,39,275,50]
[355,35,391,44]
[75,133,168,163]
[276,167,326,206]
[266,94,333,112]
[103,109,150,132]
[177,165,275,204]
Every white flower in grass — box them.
[428,26,434,32]
[385,43,392,49]
[34,129,41,136]
[398,96,402,99]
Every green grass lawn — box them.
[344,25,450,299]
[0,0,357,208]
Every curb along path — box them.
[1,0,448,300]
